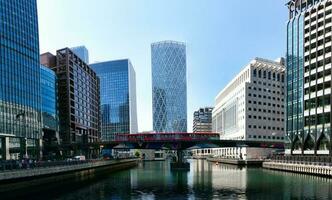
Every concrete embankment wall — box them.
[263,161,332,177]
[0,159,138,182]
[207,157,263,166]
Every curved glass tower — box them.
[0,0,41,159]
[151,41,187,133]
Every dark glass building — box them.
[0,0,42,160]
[286,0,332,155]
[152,41,187,133]
[41,48,100,157]
[90,59,138,141]
[40,65,59,158]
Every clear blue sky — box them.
[37,0,288,132]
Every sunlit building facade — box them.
[208,58,285,160]
[286,0,332,155]
[91,59,138,141]
[0,0,42,160]
[152,41,187,133]
[193,107,213,133]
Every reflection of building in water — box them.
[211,164,247,191]
[130,161,189,197]
[130,162,170,188]
[188,160,247,198]
[190,159,213,190]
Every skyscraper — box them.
[193,107,213,133]
[151,41,187,133]
[286,0,332,155]
[40,65,59,158]
[41,48,100,157]
[90,59,138,141]
[0,0,42,160]
[71,46,89,64]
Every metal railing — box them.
[0,159,97,171]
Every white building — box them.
[195,58,285,159]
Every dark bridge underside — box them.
[99,140,284,150]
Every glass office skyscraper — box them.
[151,41,187,133]
[71,46,89,64]
[286,0,332,155]
[40,65,58,158]
[91,59,138,141]
[0,0,41,160]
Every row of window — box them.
[248,101,284,108]
[305,16,332,34]
[248,106,284,115]
[304,57,331,72]
[248,135,284,140]
[248,115,284,122]
[304,27,332,44]
[253,69,285,82]
[248,87,284,96]
[252,80,284,89]
[305,95,330,110]
[248,99,284,105]
[248,125,284,131]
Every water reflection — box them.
[7,159,332,199]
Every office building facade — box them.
[286,0,332,155]
[90,59,138,141]
[71,46,89,64]
[40,65,59,158]
[41,48,100,156]
[193,107,213,133]
[208,58,285,159]
[151,41,187,133]
[0,0,42,160]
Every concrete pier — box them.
[263,161,332,177]
[207,157,264,166]
[0,159,138,182]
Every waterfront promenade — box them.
[0,159,138,182]
[263,156,332,177]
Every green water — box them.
[5,159,332,199]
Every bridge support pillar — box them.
[170,150,190,171]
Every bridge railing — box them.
[114,132,220,142]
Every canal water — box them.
[4,159,332,200]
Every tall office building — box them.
[210,58,285,159]
[41,48,100,157]
[286,0,332,155]
[151,41,187,133]
[90,59,138,141]
[40,65,59,158]
[0,0,42,160]
[71,46,89,64]
[193,107,213,133]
